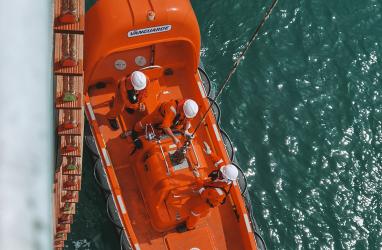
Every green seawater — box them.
[65,0,382,249]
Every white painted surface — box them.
[102,148,111,167]
[197,81,206,98]
[86,102,96,120]
[212,124,221,141]
[117,195,127,214]
[243,213,253,233]
[0,1,53,249]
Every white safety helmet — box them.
[131,71,147,91]
[183,99,199,118]
[220,164,238,181]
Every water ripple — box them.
[195,0,382,249]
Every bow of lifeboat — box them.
[84,0,259,249]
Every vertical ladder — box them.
[52,1,85,249]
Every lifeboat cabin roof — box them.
[85,0,201,89]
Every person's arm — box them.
[163,127,180,146]
[183,120,191,133]
[119,78,128,104]
[183,120,194,139]
[137,89,147,112]
[184,120,191,131]
[203,141,225,168]
[160,103,182,147]
[123,79,141,111]
[210,153,224,168]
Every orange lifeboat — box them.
[84,0,264,249]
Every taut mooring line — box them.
[192,0,279,136]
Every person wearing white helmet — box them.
[176,141,238,233]
[132,99,199,148]
[107,71,149,130]
[176,181,228,232]
[203,141,239,183]
[220,164,239,182]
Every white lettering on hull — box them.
[128,25,172,37]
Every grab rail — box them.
[157,140,171,176]
[139,65,162,71]
[189,140,200,168]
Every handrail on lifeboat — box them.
[139,65,164,80]
[139,65,162,71]
[157,140,171,176]
[189,140,200,168]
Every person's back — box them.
[107,70,149,130]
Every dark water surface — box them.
[65,0,382,249]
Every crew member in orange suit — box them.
[176,186,227,232]
[131,99,199,148]
[176,142,239,232]
[201,141,239,188]
[107,70,149,130]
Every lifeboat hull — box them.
[84,0,263,249]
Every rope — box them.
[191,0,279,137]
[190,2,279,248]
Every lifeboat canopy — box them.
[85,0,201,90]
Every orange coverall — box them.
[210,152,226,169]
[107,76,148,119]
[186,186,227,229]
[184,151,234,229]
[133,99,189,132]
